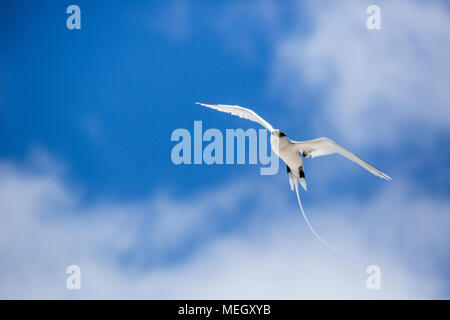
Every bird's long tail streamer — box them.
[294,180,340,253]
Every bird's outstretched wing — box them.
[294,137,392,180]
[196,102,275,133]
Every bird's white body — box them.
[271,134,302,171]
[271,134,307,190]
[196,102,391,252]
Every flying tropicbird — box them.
[196,102,391,252]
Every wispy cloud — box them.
[270,0,450,147]
[0,152,448,298]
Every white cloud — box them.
[271,0,450,147]
[0,154,448,299]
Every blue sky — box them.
[1,0,449,298]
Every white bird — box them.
[196,102,391,252]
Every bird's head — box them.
[272,130,286,138]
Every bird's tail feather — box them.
[288,172,307,191]
[299,177,307,191]
[294,180,340,253]
[288,171,295,191]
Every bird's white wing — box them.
[294,137,392,180]
[196,102,275,133]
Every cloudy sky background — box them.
[1,0,449,298]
